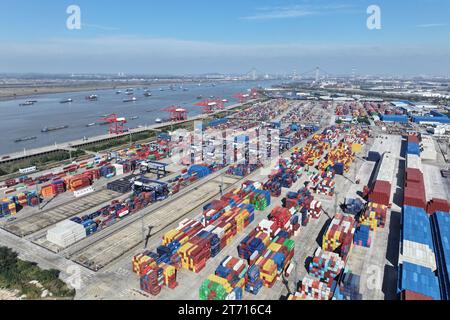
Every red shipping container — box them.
[404,186,427,210]
[426,198,450,215]
[407,135,420,144]
[368,180,391,206]
[405,168,423,183]
[401,290,433,300]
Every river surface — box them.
[0,80,280,155]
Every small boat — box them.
[129,116,139,120]
[41,125,69,133]
[85,95,98,101]
[197,95,203,100]
[86,123,96,127]
[60,98,73,104]
[155,118,163,124]
[116,90,122,94]
[15,136,37,143]
[19,101,34,106]
[159,88,164,91]
[28,100,38,103]
[144,92,152,97]
[123,97,137,103]
[183,88,189,91]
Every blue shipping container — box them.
[431,211,450,300]
[398,262,441,300]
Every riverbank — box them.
[0,79,216,102]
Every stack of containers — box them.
[237,229,271,263]
[0,198,16,217]
[65,174,92,192]
[245,265,264,295]
[254,236,295,288]
[307,247,345,284]
[344,198,365,216]
[199,256,247,300]
[427,199,449,216]
[334,271,363,300]
[404,168,427,210]
[268,206,299,238]
[367,152,396,206]
[430,211,450,300]
[399,206,437,271]
[359,202,388,231]
[398,262,441,300]
[407,135,421,156]
[398,134,441,300]
[368,181,391,207]
[46,220,87,247]
[322,213,356,262]
[353,224,372,247]
[163,219,204,247]
[290,275,336,300]
[99,165,115,178]
[139,258,178,295]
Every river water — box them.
[0,80,280,155]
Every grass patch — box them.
[0,246,75,300]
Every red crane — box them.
[194,99,224,114]
[233,92,251,103]
[233,89,259,103]
[100,114,127,135]
[161,106,188,121]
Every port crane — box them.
[161,106,188,121]
[100,114,127,135]
[194,99,224,114]
[233,88,259,103]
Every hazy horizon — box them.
[1,0,449,76]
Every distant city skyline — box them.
[0,0,449,76]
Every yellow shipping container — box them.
[352,143,362,153]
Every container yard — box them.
[1,97,449,301]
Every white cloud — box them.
[82,23,120,31]
[241,4,356,20]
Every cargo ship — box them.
[123,97,137,103]
[14,136,37,143]
[60,98,73,104]
[41,125,69,133]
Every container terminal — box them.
[0,87,449,301]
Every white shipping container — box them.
[376,153,396,183]
[400,240,437,271]
[46,220,86,248]
[406,154,422,171]
[113,164,124,176]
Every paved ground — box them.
[2,189,120,237]
[344,134,403,300]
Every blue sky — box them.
[0,0,449,75]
